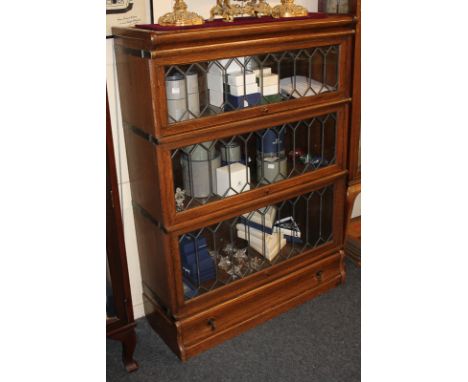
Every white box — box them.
[207,72,225,94]
[216,162,251,197]
[252,67,272,77]
[258,73,279,87]
[208,57,246,77]
[209,89,224,108]
[227,71,256,87]
[229,82,259,96]
[259,84,279,96]
[242,206,277,229]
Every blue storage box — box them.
[181,247,211,268]
[183,257,216,287]
[180,237,207,257]
[225,93,261,110]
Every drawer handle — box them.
[315,270,323,281]
[262,106,269,113]
[207,318,216,331]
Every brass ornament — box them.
[158,0,205,26]
[271,0,308,18]
[210,0,244,22]
[210,0,272,22]
[245,0,272,17]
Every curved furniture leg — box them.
[121,329,138,372]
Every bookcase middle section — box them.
[171,112,338,213]
[178,184,334,300]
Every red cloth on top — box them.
[136,13,328,32]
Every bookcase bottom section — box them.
[144,251,345,361]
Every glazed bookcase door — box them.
[155,36,352,136]
[159,104,348,227]
[170,176,346,312]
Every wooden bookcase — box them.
[113,10,359,361]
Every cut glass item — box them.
[280,76,334,98]
[216,162,251,197]
[218,256,232,271]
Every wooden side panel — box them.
[123,127,163,222]
[114,47,158,137]
[348,0,361,183]
[132,206,177,314]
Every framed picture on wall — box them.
[106,0,154,38]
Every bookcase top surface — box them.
[112,14,355,50]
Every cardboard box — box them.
[216,162,251,197]
[229,82,259,96]
[208,57,246,76]
[227,71,256,87]
[207,72,226,94]
[259,83,279,96]
[208,89,225,108]
[242,206,277,228]
[257,74,279,87]
[252,67,272,77]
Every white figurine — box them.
[175,187,186,211]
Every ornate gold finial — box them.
[271,0,308,18]
[158,0,205,26]
[245,0,272,17]
[210,0,243,22]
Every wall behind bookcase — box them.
[107,0,329,319]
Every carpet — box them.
[107,258,360,382]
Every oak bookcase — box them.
[113,6,359,361]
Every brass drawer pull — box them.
[315,270,323,281]
[207,318,217,331]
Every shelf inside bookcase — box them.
[180,184,335,300]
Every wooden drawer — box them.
[179,252,343,353]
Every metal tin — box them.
[256,128,285,157]
[181,152,221,199]
[220,142,241,164]
[256,156,288,184]
[186,72,199,95]
[182,141,215,161]
[166,74,186,100]
[319,0,349,14]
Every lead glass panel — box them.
[179,184,334,300]
[172,113,337,212]
[165,46,339,124]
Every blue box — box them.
[180,236,207,256]
[182,257,216,287]
[285,236,303,244]
[225,93,261,110]
[256,128,285,156]
[181,247,211,268]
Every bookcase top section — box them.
[112,14,355,53]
